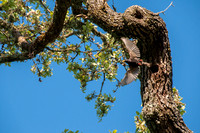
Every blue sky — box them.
[1,0,200,133]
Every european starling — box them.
[119,37,150,86]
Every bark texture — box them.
[84,0,192,132]
[0,0,192,132]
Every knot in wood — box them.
[123,5,147,21]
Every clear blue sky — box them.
[0,0,200,133]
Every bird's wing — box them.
[119,66,140,86]
[121,37,140,58]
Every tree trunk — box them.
[0,0,192,132]
[83,0,192,132]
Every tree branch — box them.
[0,0,70,64]
[156,1,174,15]
[0,18,29,49]
[0,1,192,132]
[80,0,192,132]
[100,73,106,93]
[91,27,107,45]
[64,16,108,45]
[38,0,51,13]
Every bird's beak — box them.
[122,60,125,62]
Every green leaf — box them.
[136,111,140,115]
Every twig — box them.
[70,53,79,62]
[113,77,121,93]
[46,46,100,53]
[38,0,51,13]
[75,14,88,19]
[0,18,23,43]
[63,32,75,38]
[91,28,107,45]
[156,2,174,15]
[112,0,116,11]
[32,58,42,82]
[100,73,106,93]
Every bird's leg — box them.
[138,59,143,66]
[139,59,151,67]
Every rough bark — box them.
[0,0,192,132]
[84,0,192,132]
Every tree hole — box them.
[150,65,159,73]
[135,10,143,19]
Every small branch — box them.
[69,52,79,62]
[91,28,108,45]
[0,18,26,44]
[0,0,70,64]
[63,31,75,38]
[75,14,88,19]
[0,30,9,43]
[38,0,51,13]
[100,73,106,93]
[64,18,108,45]
[32,58,43,82]
[0,15,30,52]
[156,2,174,15]
[111,0,117,11]
[46,45,101,53]
[113,77,121,93]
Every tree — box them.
[0,0,192,132]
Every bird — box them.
[118,37,151,86]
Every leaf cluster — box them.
[134,111,150,133]
[94,93,116,121]
[1,0,125,120]
[62,129,79,133]
[173,87,186,115]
